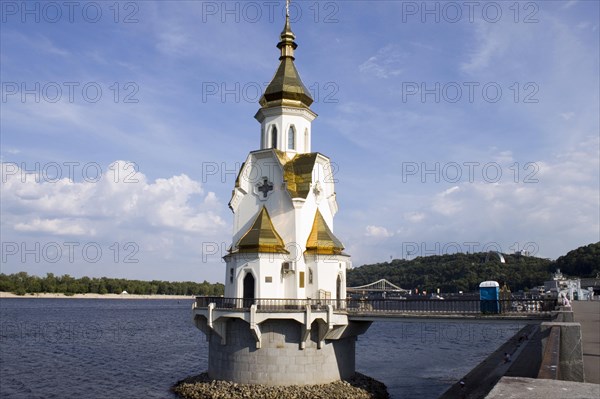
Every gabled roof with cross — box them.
[229,149,331,211]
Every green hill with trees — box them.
[0,272,224,297]
[347,242,600,293]
[555,242,600,278]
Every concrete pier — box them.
[193,302,373,386]
[539,321,584,381]
[572,301,600,384]
[438,324,539,399]
[204,318,366,385]
[484,301,600,398]
[485,377,600,398]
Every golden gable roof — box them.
[305,209,344,255]
[236,206,288,254]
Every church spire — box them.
[278,2,296,60]
[259,0,313,109]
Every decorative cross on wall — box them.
[257,178,273,198]
[313,182,321,197]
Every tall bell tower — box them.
[193,3,371,386]
[255,9,315,155]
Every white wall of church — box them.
[226,149,346,300]
[231,153,337,250]
[306,255,349,301]
[226,253,300,298]
[225,243,349,301]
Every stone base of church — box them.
[205,318,369,386]
[173,371,390,398]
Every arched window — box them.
[270,126,278,149]
[288,125,296,150]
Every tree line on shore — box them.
[0,272,224,297]
[2,243,597,296]
[347,242,600,293]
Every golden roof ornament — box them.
[279,12,296,59]
[259,0,314,109]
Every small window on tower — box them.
[288,125,296,150]
[308,268,313,284]
[230,268,234,283]
[271,126,278,148]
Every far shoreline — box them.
[0,291,197,300]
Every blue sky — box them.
[1,0,599,283]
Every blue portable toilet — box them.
[479,281,500,314]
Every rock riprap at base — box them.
[173,372,389,399]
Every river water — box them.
[0,299,524,398]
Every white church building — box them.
[193,7,370,386]
[224,13,351,304]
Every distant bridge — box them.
[347,279,409,293]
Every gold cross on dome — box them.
[286,0,290,17]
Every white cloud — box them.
[359,45,405,79]
[562,0,579,10]
[7,32,71,57]
[1,161,226,235]
[1,161,230,281]
[365,225,393,238]
[560,112,575,120]
[493,151,514,165]
[432,186,462,216]
[460,21,510,73]
[14,218,93,236]
[156,26,192,57]
[404,212,425,223]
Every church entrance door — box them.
[243,273,255,307]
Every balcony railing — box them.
[195,296,557,315]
